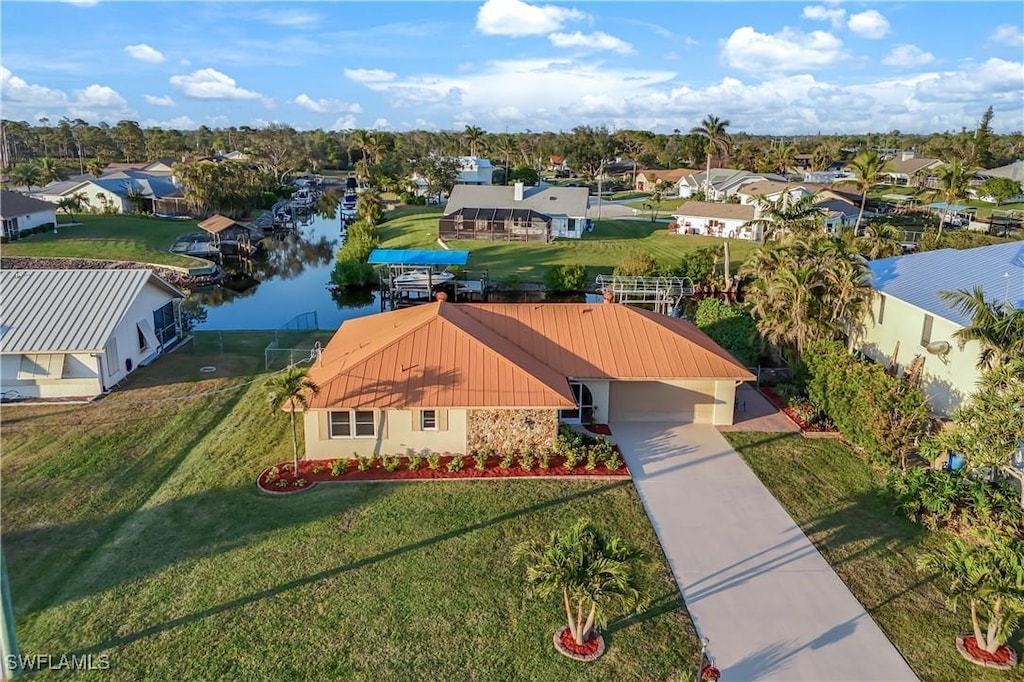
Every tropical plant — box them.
[917,534,1024,656]
[690,115,731,196]
[932,159,970,241]
[856,222,903,260]
[36,157,64,184]
[55,191,88,222]
[693,298,760,366]
[462,125,486,157]
[265,367,319,475]
[8,162,44,191]
[938,287,1024,372]
[746,189,823,241]
[613,250,659,277]
[978,177,1022,206]
[544,264,588,292]
[835,150,885,235]
[513,518,649,646]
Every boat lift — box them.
[368,249,488,310]
[595,274,695,315]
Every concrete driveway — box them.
[612,421,918,682]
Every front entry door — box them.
[559,381,594,424]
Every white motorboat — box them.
[392,270,456,288]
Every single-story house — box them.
[670,201,757,240]
[678,169,786,201]
[634,168,699,192]
[439,182,590,241]
[0,269,184,399]
[732,182,860,235]
[32,170,184,215]
[102,159,175,175]
[299,300,755,458]
[883,155,945,189]
[1,190,57,240]
[858,241,1024,416]
[734,181,822,206]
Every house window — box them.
[421,410,438,430]
[153,301,176,345]
[920,314,933,347]
[138,325,149,352]
[354,410,376,437]
[329,411,352,438]
[877,295,886,325]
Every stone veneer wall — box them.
[466,409,558,455]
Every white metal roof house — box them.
[0,269,184,400]
[439,182,590,241]
[670,202,757,240]
[858,242,1024,416]
[677,169,786,201]
[0,190,57,241]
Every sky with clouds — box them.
[1,0,1022,135]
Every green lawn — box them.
[378,208,758,282]
[1,338,700,681]
[3,214,205,268]
[723,432,1024,682]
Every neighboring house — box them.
[0,190,57,240]
[733,182,860,235]
[859,242,1024,416]
[102,159,175,174]
[634,168,699,192]
[670,201,756,240]
[678,169,786,200]
[300,300,755,458]
[456,156,493,185]
[33,171,185,215]
[882,154,945,189]
[0,269,184,399]
[733,181,820,206]
[439,182,590,241]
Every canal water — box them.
[188,209,380,331]
[187,205,600,331]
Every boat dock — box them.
[368,248,491,310]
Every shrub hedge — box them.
[693,298,760,367]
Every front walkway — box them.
[716,384,798,433]
[613,421,917,682]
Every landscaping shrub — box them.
[330,259,376,288]
[382,456,401,472]
[555,425,586,469]
[603,449,624,471]
[426,452,441,470]
[804,339,930,466]
[585,446,599,471]
[693,298,760,367]
[614,250,660,277]
[544,263,588,292]
[406,454,422,471]
[883,468,1023,535]
[446,456,465,473]
[500,451,516,469]
[473,453,487,470]
[537,449,552,470]
[357,454,376,471]
[330,460,347,477]
[676,246,720,285]
[518,451,535,471]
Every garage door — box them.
[608,381,713,423]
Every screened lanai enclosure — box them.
[438,207,551,242]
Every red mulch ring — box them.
[257,452,629,494]
[553,626,605,661]
[957,634,1019,670]
[584,423,613,436]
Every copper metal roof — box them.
[305,302,754,409]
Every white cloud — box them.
[988,24,1024,47]
[74,84,127,109]
[372,117,390,129]
[124,43,165,63]
[1,67,134,121]
[802,5,846,28]
[549,31,635,55]
[0,66,68,107]
[142,115,197,130]
[848,10,890,39]
[252,9,322,28]
[882,45,935,69]
[169,68,271,105]
[476,0,585,37]
[293,94,362,114]
[330,115,358,130]
[144,94,175,106]
[344,68,397,83]
[683,36,700,48]
[63,0,100,6]
[721,27,847,73]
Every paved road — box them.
[613,421,918,682]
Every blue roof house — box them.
[859,241,1024,415]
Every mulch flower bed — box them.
[584,423,613,436]
[956,634,1019,670]
[759,387,841,436]
[553,626,605,662]
[258,452,630,494]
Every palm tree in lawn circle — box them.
[513,518,649,659]
[917,534,1024,667]
[939,286,1024,372]
[690,115,731,198]
[266,367,320,477]
[835,149,886,236]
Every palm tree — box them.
[462,125,486,157]
[356,188,384,225]
[8,162,43,191]
[768,142,797,175]
[856,222,903,260]
[917,535,1024,657]
[836,150,885,235]
[513,518,648,647]
[690,115,731,197]
[55,191,88,222]
[939,286,1024,371]
[932,159,969,242]
[492,133,517,183]
[36,157,64,184]
[265,367,319,475]
[747,190,822,241]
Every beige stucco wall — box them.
[467,408,558,455]
[583,379,610,424]
[0,352,101,399]
[101,283,179,389]
[859,294,982,416]
[608,379,737,425]
[302,408,468,459]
